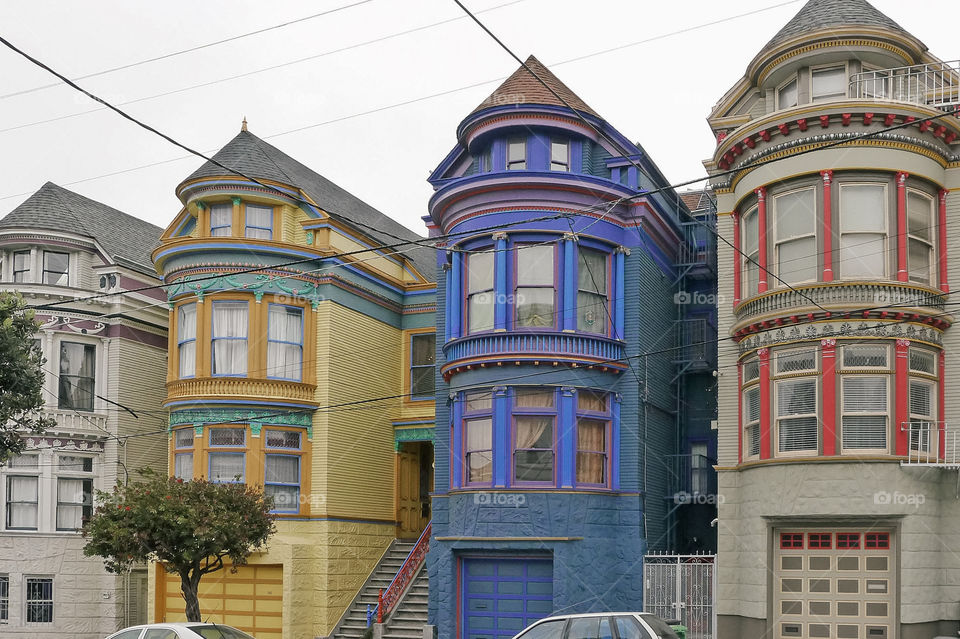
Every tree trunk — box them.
[180,571,202,622]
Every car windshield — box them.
[639,615,680,639]
[186,625,256,639]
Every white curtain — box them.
[212,302,248,375]
[245,205,273,239]
[56,478,85,530]
[515,418,550,449]
[265,455,299,510]
[209,453,245,482]
[465,418,492,483]
[8,476,38,528]
[178,304,196,377]
[268,306,302,380]
[174,453,193,480]
[210,204,232,236]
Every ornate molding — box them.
[394,427,435,450]
[739,321,941,354]
[169,408,313,429]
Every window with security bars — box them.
[908,380,935,451]
[776,378,818,454]
[0,575,8,621]
[909,348,936,375]
[743,386,761,458]
[264,429,301,450]
[209,427,245,447]
[775,349,817,374]
[25,577,53,623]
[742,357,759,383]
[841,344,889,369]
[841,376,888,451]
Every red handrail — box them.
[375,522,431,624]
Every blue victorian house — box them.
[425,57,718,638]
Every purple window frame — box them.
[462,391,494,487]
[574,391,611,488]
[512,243,558,331]
[511,388,558,487]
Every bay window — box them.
[811,65,847,101]
[209,203,232,237]
[55,455,93,531]
[515,245,555,328]
[466,251,495,333]
[13,250,30,283]
[42,251,69,286]
[507,137,526,170]
[742,206,760,298]
[774,350,818,455]
[575,390,609,486]
[264,428,302,513]
[773,188,817,285]
[58,342,95,411]
[177,303,197,378]
[577,248,608,333]
[267,305,303,381]
[839,184,887,279]
[513,388,556,484]
[410,333,435,399]
[5,454,39,530]
[463,391,493,485]
[906,191,934,284]
[244,204,273,240]
[211,301,248,376]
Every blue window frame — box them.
[211,301,248,377]
[208,452,245,483]
[264,429,302,513]
[514,244,556,329]
[267,304,303,381]
[245,204,273,240]
[463,390,493,486]
[466,251,495,334]
[209,203,232,237]
[512,388,557,485]
[577,247,609,334]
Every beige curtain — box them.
[576,419,606,484]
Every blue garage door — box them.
[463,557,553,639]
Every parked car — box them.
[105,623,256,639]
[512,612,681,639]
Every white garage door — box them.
[774,529,895,639]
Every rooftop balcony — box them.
[900,421,960,468]
[441,331,626,379]
[850,60,960,110]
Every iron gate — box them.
[643,554,716,639]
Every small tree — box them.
[0,291,53,462]
[82,470,276,621]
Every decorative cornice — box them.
[169,408,313,429]
[738,320,942,354]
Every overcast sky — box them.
[0,0,953,235]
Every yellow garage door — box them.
[157,564,283,639]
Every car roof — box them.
[110,623,245,634]
[534,612,649,620]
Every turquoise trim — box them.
[394,426,435,450]
[169,408,313,428]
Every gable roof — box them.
[0,182,163,275]
[470,55,598,118]
[765,0,909,50]
[181,130,433,278]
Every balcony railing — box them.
[166,377,318,405]
[900,421,960,467]
[850,60,960,109]
[735,282,945,321]
[665,454,718,502]
[442,331,626,371]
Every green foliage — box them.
[82,469,276,621]
[0,291,53,461]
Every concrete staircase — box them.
[330,540,428,639]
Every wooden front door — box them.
[396,443,421,539]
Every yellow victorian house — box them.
[148,124,436,639]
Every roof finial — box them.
[241,116,248,132]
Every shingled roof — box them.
[0,182,162,275]
[181,130,433,277]
[470,55,598,117]
[765,0,909,50]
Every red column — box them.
[895,339,910,455]
[757,187,768,293]
[759,348,772,459]
[821,170,834,281]
[821,338,837,456]
[896,172,909,282]
[733,213,742,306]
[737,361,743,464]
[939,350,946,460]
[939,189,948,292]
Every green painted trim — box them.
[231,196,242,206]
[394,426,435,450]
[250,422,262,437]
[170,409,312,428]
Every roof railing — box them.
[849,60,960,109]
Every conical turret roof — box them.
[470,55,598,117]
[765,0,909,49]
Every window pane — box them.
[57,455,92,472]
[909,381,932,417]
[174,453,193,480]
[411,367,434,397]
[265,430,301,449]
[578,291,607,333]
[743,209,759,255]
[843,377,887,412]
[746,424,760,457]
[778,236,818,283]
[209,428,245,446]
[43,251,69,285]
[550,141,568,170]
[907,192,932,240]
[842,416,887,450]
[778,78,798,108]
[508,138,526,169]
[7,476,38,529]
[576,419,606,484]
[514,450,553,482]
[210,204,232,234]
[744,387,760,423]
[465,391,492,412]
[578,250,607,294]
[174,428,194,448]
[212,302,248,375]
[468,292,494,333]
[840,185,885,232]
[265,455,299,483]
[778,379,817,416]
[57,477,92,530]
[466,452,492,483]
[812,66,846,100]
[465,418,492,450]
[25,578,53,623]
[515,388,555,409]
[58,342,95,410]
[467,252,494,293]
[517,245,554,286]
[209,453,245,482]
[778,417,818,452]
[774,190,815,238]
[245,205,272,238]
[8,454,38,468]
[411,334,436,367]
[743,359,759,382]
[578,390,606,412]
[265,484,299,510]
[840,232,885,278]
[267,305,302,381]
[843,345,888,368]
[909,349,936,374]
[908,237,931,283]
[775,350,816,374]
[516,288,555,327]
